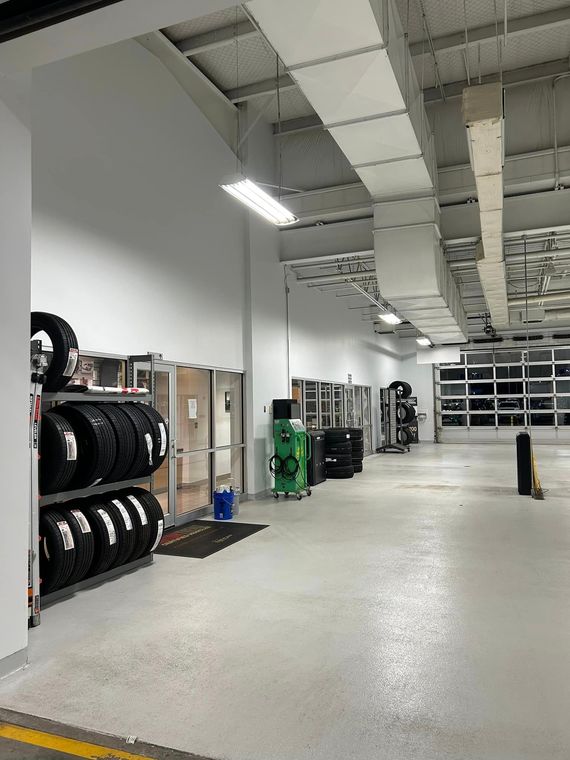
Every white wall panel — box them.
[0,73,30,674]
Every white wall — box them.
[288,281,402,447]
[399,339,436,442]
[0,73,31,674]
[32,39,246,370]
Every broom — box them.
[531,450,545,501]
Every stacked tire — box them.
[40,402,168,494]
[324,428,354,479]
[39,489,164,594]
[397,400,416,447]
[349,428,364,473]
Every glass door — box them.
[320,382,332,428]
[362,386,372,454]
[333,384,344,427]
[353,386,363,427]
[345,385,355,427]
[131,358,175,527]
[304,381,319,429]
[175,366,213,520]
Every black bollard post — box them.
[516,432,532,496]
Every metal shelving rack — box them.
[377,387,410,454]
[28,348,160,627]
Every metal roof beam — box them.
[176,20,258,56]
[225,74,296,103]
[411,6,570,57]
[424,58,570,103]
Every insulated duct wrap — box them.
[248,0,467,343]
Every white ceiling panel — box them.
[246,0,384,67]
[330,112,422,166]
[292,49,405,125]
[357,156,434,198]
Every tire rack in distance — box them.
[28,363,156,628]
[377,387,410,454]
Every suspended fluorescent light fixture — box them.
[416,336,432,347]
[220,175,298,227]
[379,312,402,325]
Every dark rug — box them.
[155,520,268,559]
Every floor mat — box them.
[155,520,268,559]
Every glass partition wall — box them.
[436,347,570,442]
[293,378,373,455]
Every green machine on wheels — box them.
[270,418,312,500]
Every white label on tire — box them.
[97,509,116,545]
[150,519,164,552]
[127,495,148,526]
[90,477,103,487]
[64,431,77,461]
[56,520,75,551]
[144,433,153,465]
[70,509,91,534]
[63,347,79,377]
[158,423,167,457]
[112,499,133,531]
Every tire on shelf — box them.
[39,509,77,594]
[98,404,137,484]
[104,498,136,568]
[31,312,79,392]
[326,465,355,479]
[388,380,412,399]
[133,403,168,475]
[130,488,165,555]
[117,403,156,479]
[84,503,121,576]
[55,404,117,489]
[399,402,416,425]
[116,492,151,562]
[353,462,363,473]
[61,506,95,586]
[398,427,411,446]
[40,411,78,494]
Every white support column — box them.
[0,72,31,676]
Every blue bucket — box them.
[214,490,234,520]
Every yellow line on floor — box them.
[0,722,156,759]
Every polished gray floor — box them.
[1,444,570,760]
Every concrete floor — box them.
[1,443,570,760]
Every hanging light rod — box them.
[220,175,298,226]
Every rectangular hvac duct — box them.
[463,83,509,326]
[248,0,467,344]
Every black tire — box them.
[133,403,168,474]
[55,404,117,489]
[351,441,364,452]
[98,404,136,484]
[131,489,165,555]
[353,463,363,473]
[326,455,353,467]
[326,465,355,479]
[325,429,351,444]
[115,492,151,562]
[40,411,78,494]
[117,403,154,479]
[389,380,412,399]
[39,509,77,594]
[398,428,411,446]
[61,506,95,585]
[348,428,363,440]
[325,442,352,455]
[84,503,120,576]
[31,312,79,392]
[104,498,136,568]
[399,402,416,425]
